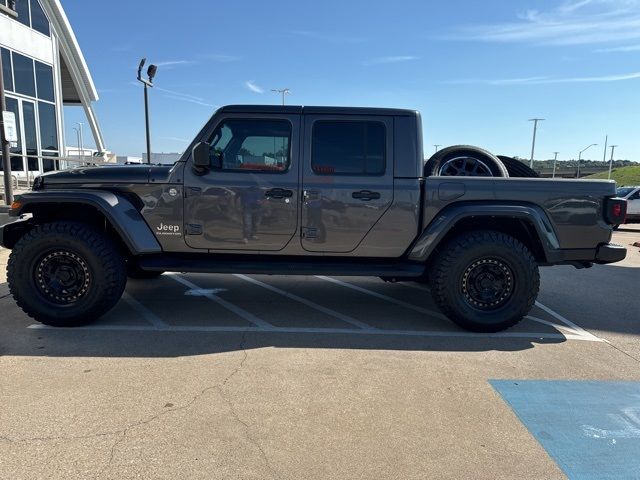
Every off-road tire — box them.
[497,156,540,178]
[7,222,127,327]
[425,145,508,178]
[127,263,164,279]
[430,231,539,332]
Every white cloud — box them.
[596,43,640,51]
[447,71,640,85]
[449,0,640,47]
[244,81,264,94]
[289,30,367,43]
[152,87,215,107]
[362,56,419,66]
[155,60,197,69]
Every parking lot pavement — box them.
[0,227,639,479]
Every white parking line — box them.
[26,323,594,341]
[121,292,169,328]
[535,301,602,342]
[315,276,449,320]
[234,274,375,330]
[167,273,275,329]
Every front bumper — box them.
[595,243,627,264]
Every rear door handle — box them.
[352,190,381,201]
[265,188,293,199]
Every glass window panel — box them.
[35,61,54,101]
[29,0,50,36]
[22,102,39,171]
[5,97,25,172]
[311,121,386,175]
[208,119,291,172]
[38,101,58,151]
[42,151,58,172]
[13,53,36,97]
[1,48,13,92]
[14,0,30,27]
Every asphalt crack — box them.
[0,330,268,479]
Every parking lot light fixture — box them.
[608,145,618,180]
[137,58,158,164]
[271,88,291,106]
[577,143,597,179]
[552,152,559,178]
[528,118,545,168]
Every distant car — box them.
[615,186,640,227]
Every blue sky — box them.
[63,0,640,162]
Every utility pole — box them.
[434,145,441,153]
[528,118,544,168]
[552,152,559,178]
[602,135,608,164]
[0,43,13,205]
[271,88,291,105]
[608,145,618,180]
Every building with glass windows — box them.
[0,0,104,180]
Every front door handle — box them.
[265,188,293,199]
[352,190,381,201]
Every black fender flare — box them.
[4,190,162,254]
[408,202,560,263]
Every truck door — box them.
[301,115,394,253]
[183,114,300,251]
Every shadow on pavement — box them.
[0,326,565,358]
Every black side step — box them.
[137,254,425,277]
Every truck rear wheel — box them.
[430,231,539,332]
[7,222,127,327]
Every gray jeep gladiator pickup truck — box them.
[0,105,628,332]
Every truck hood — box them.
[38,165,173,186]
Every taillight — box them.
[605,198,627,225]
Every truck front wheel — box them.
[7,222,127,327]
[430,231,539,332]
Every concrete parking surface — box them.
[0,225,639,479]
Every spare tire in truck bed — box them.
[497,156,540,178]
[424,145,508,178]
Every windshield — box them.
[616,187,636,197]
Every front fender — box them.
[5,190,162,254]
[408,202,560,262]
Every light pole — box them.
[271,88,291,105]
[552,152,559,178]
[608,145,618,180]
[577,143,597,179]
[528,118,544,168]
[137,58,158,164]
[0,48,13,205]
[434,145,441,153]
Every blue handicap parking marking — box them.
[490,380,640,480]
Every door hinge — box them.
[186,224,203,235]
[185,186,202,197]
[301,227,318,239]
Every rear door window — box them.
[311,121,385,175]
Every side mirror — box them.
[192,142,211,169]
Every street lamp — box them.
[137,58,158,164]
[528,118,545,168]
[608,145,618,180]
[271,88,291,105]
[577,143,597,179]
[552,152,559,178]
[434,144,441,153]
